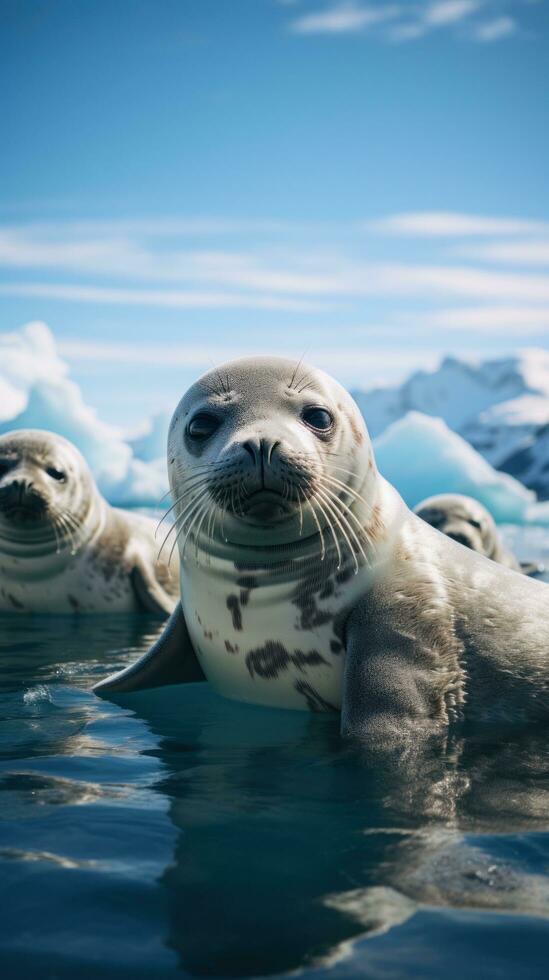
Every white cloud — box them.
[472,15,517,41]
[424,305,549,332]
[3,262,549,305]
[423,1,480,27]
[455,240,549,265]
[3,213,549,335]
[289,2,401,34]
[0,281,332,312]
[58,337,443,386]
[287,0,527,42]
[370,211,549,237]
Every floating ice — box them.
[0,323,167,506]
[375,412,549,526]
[128,411,171,463]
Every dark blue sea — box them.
[1,526,549,980]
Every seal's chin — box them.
[239,490,296,526]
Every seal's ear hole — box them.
[187,413,220,440]
[301,407,333,433]
[46,467,66,483]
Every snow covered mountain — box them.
[352,350,549,497]
[499,422,549,501]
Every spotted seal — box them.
[0,429,178,615]
[95,358,549,738]
[414,493,542,576]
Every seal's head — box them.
[0,430,98,552]
[414,493,498,557]
[167,357,381,561]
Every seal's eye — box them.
[302,407,333,432]
[46,467,66,482]
[187,413,220,440]
[469,519,482,530]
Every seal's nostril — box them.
[266,440,280,465]
[242,440,258,464]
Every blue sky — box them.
[1,0,548,426]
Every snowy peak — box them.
[352,350,549,442]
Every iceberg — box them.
[0,322,167,506]
[374,413,549,526]
[128,411,171,463]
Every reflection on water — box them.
[0,530,548,979]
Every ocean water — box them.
[1,528,549,979]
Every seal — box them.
[95,357,549,738]
[0,429,178,615]
[413,493,542,575]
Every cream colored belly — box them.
[180,561,359,712]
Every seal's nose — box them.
[5,478,33,502]
[242,438,280,467]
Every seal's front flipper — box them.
[130,552,179,617]
[340,602,444,742]
[94,602,205,696]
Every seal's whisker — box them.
[54,509,81,555]
[288,353,307,391]
[310,492,341,569]
[157,486,207,562]
[220,489,229,541]
[49,512,63,554]
[320,473,375,514]
[155,465,214,534]
[317,483,369,567]
[206,499,218,556]
[297,488,304,536]
[315,486,358,574]
[319,477,378,554]
[181,498,211,561]
[194,500,213,562]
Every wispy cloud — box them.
[2,264,549,305]
[57,337,442,383]
[472,15,517,41]
[370,211,549,237]
[286,0,531,42]
[455,240,549,265]
[423,305,549,332]
[423,1,480,27]
[2,212,549,331]
[289,2,401,35]
[0,282,332,312]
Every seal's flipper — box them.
[130,561,177,616]
[340,600,448,741]
[94,602,205,696]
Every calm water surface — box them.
[1,527,549,979]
